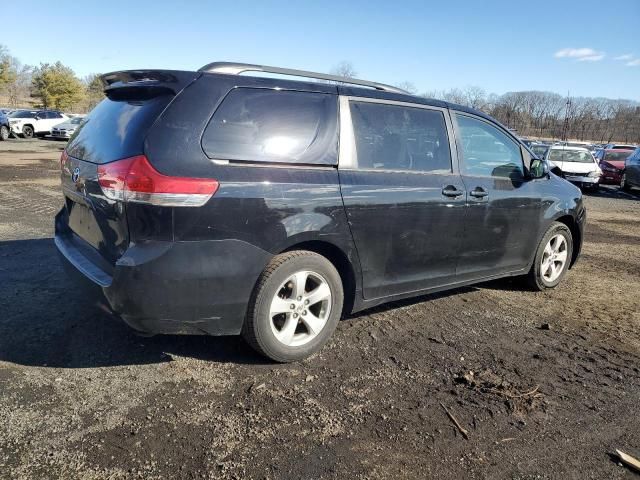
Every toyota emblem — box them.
[71,167,80,183]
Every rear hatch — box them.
[60,70,198,264]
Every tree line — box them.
[1,50,638,143]
[0,45,104,112]
[426,87,640,144]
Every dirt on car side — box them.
[1,139,639,479]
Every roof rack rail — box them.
[197,62,408,94]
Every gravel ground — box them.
[1,138,639,479]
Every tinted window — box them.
[455,114,523,178]
[349,101,451,172]
[66,94,172,164]
[202,88,338,165]
[10,110,37,118]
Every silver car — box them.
[51,116,85,139]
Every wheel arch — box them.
[281,240,358,316]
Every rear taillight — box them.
[97,155,218,207]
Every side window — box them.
[202,88,338,165]
[349,101,451,172]
[455,113,524,178]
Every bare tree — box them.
[395,81,417,94]
[463,86,487,110]
[329,61,357,79]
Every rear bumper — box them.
[55,209,271,336]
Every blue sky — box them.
[3,0,639,99]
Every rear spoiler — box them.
[100,70,200,97]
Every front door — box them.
[451,112,543,280]
[338,97,466,299]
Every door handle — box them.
[442,185,464,197]
[470,187,488,198]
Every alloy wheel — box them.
[269,270,332,347]
[540,234,568,283]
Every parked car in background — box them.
[0,111,9,141]
[55,63,585,362]
[545,145,601,190]
[603,143,637,150]
[596,149,633,185]
[0,108,14,116]
[529,142,550,159]
[620,147,640,192]
[51,116,85,140]
[8,110,68,138]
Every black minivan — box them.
[55,62,585,362]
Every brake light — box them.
[97,155,218,207]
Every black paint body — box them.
[55,70,586,335]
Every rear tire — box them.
[242,251,344,362]
[21,125,34,139]
[527,222,573,291]
[0,126,8,141]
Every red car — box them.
[597,149,634,185]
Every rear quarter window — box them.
[201,88,338,165]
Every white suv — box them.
[8,110,68,138]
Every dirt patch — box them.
[1,139,640,479]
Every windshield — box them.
[69,117,84,124]
[9,110,37,118]
[548,149,594,163]
[604,151,632,162]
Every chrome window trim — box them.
[337,95,458,174]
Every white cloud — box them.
[577,54,605,62]
[615,54,634,61]
[626,59,640,67]
[554,47,605,62]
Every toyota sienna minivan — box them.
[55,62,586,362]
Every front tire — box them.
[21,125,34,139]
[527,222,573,290]
[620,172,631,192]
[243,251,344,362]
[0,125,8,141]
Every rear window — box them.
[66,94,172,164]
[604,151,632,162]
[202,88,338,165]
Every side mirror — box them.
[529,158,549,179]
